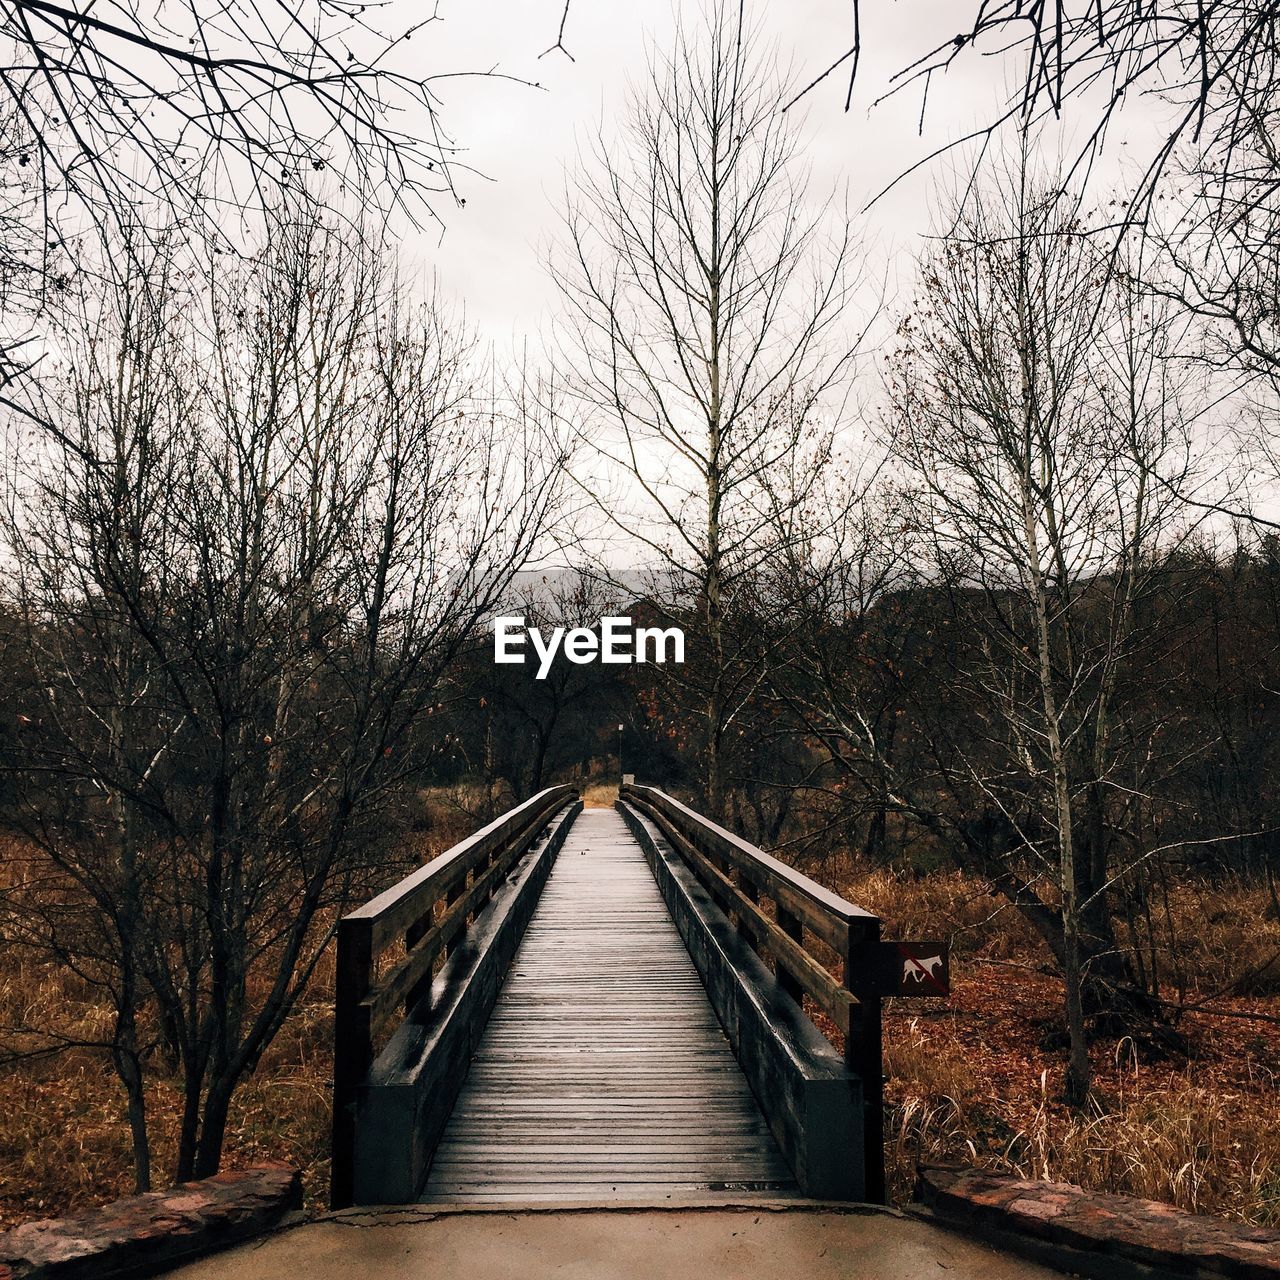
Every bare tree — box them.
[1166,104,1280,368]
[1142,91,1280,524]
[0,204,566,1185]
[493,570,623,796]
[0,0,530,419]
[768,145,1210,1102]
[546,1,1279,219]
[764,472,927,862]
[0,229,190,1189]
[790,1,1280,224]
[888,149,1208,1101]
[553,0,869,818]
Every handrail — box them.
[620,782,887,1202]
[347,787,575,952]
[331,784,576,1207]
[620,784,879,1031]
[627,788,875,926]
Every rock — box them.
[916,1164,1280,1279]
[0,1164,302,1279]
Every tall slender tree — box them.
[884,148,1203,1101]
[554,0,868,817]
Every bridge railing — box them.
[331,784,577,1207]
[620,783,886,1202]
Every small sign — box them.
[848,941,950,997]
[622,773,635,786]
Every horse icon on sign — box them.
[903,953,944,985]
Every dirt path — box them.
[165,1204,1061,1279]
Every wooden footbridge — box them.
[330,785,948,1208]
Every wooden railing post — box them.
[736,868,758,943]
[404,910,433,1016]
[444,878,465,955]
[331,915,373,1209]
[845,916,885,1204]
[776,905,804,1005]
[474,848,493,909]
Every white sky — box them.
[400,0,1171,344]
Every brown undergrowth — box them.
[1,825,1278,1229]
[828,861,1280,1225]
[0,802,473,1230]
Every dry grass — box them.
[414,779,621,814]
[786,857,1280,1224]
[580,782,620,808]
[886,1024,1280,1224]
[825,859,1280,992]
[0,803,476,1230]
[0,872,340,1229]
[0,974,338,1228]
[850,862,1280,1226]
[1157,878,1280,994]
[1,817,1278,1230]
[821,860,1045,961]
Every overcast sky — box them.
[400,0,1169,343]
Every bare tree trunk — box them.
[111,1015,152,1193]
[1017,411,1092,1101]
[705,450,725,819]
[193,1077,237,1179]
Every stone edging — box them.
[916,1164,1280,1280]
[0,1163,302,1280]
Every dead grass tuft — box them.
[580,782,620,808]
[889,1067,1280,1225]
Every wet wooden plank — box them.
[419,808,796,1202]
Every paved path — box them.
[165,1206,1062,1280]
[420,808,794,1202]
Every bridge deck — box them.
[420,807,796,1202]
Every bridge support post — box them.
[331,917,373,1209]
[846,916,885,1204]
[776,905,805,1005]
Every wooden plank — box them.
[419,808,796,1202]
[336,788,579,1202]
[619,799,869,1201]
[351,800,582,1206]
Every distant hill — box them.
[502,566,653,615]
